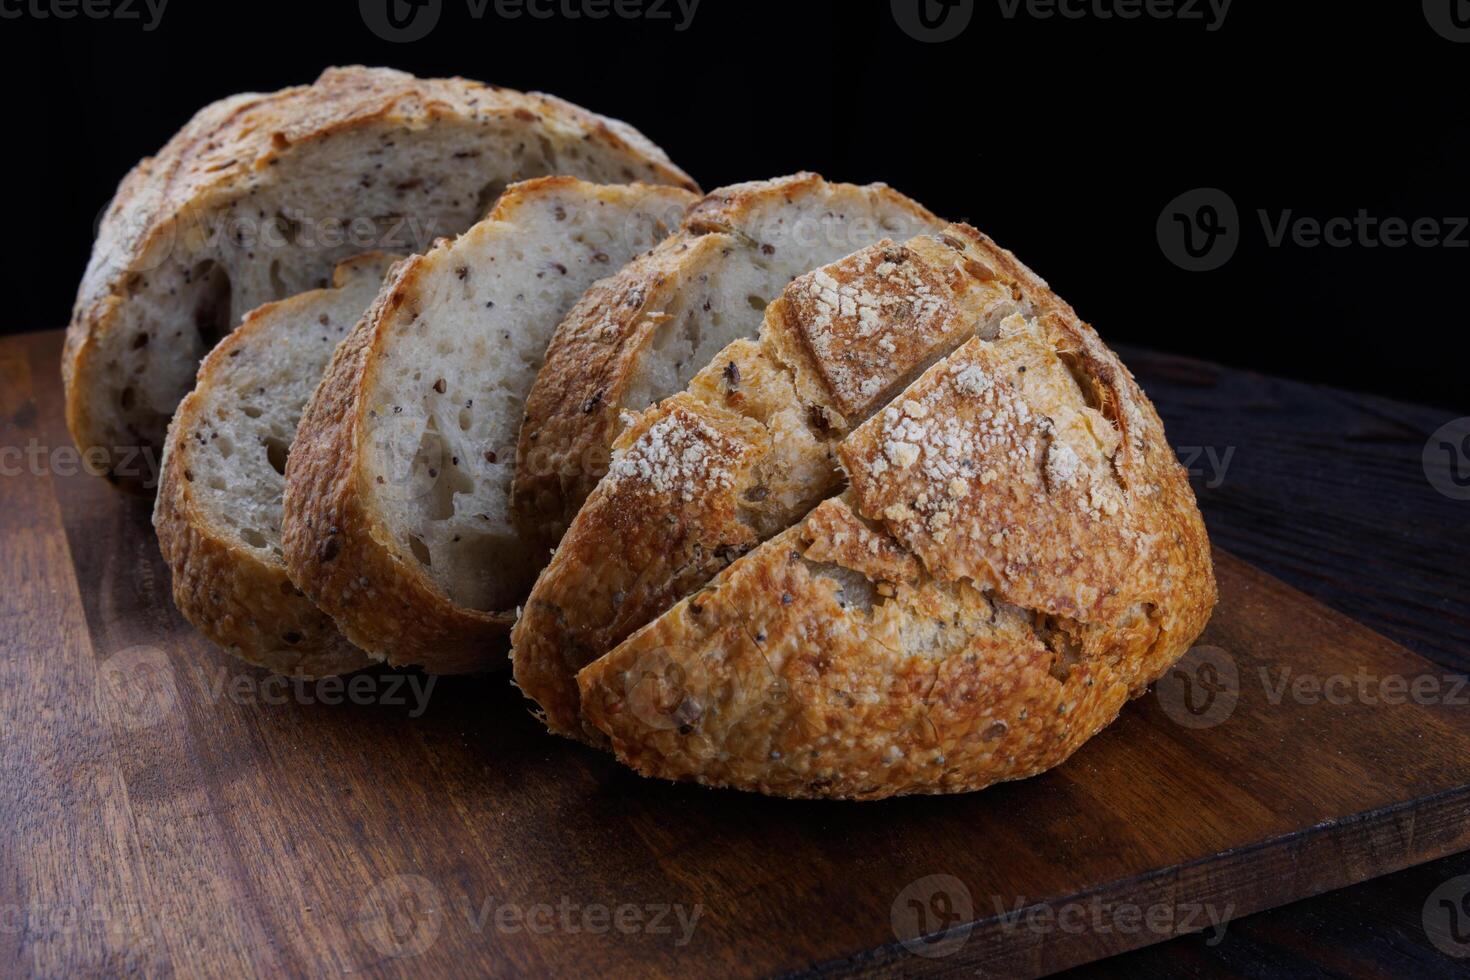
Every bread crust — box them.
[283,178,695,673]
[510,173,941,550]
[153,255,398,678]
[65,66,696,490]
[526,224,1215,796]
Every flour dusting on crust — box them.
[607,409,736,501]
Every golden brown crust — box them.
[153,267,386,679]
[64,66,697,490]
[510,173,942,551]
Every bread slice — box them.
[282,177,697,673]
[517,225,1216,798]
[153,253,400,677]
[65,66,696,489]
[510,173,944,552]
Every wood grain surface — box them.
[2,330,1467,978]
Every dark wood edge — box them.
[801,784,1470,978]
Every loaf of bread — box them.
[153,253,400,677]
[282,178,696,673]
[72,70,1215,802]
[510,173,944,552]
[518,225,1217,797]
[65,66,695,488]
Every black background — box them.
[3,0,1466,410]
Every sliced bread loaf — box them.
[282,177,696,673]
[515,226,1216,799]
[65,66,696,488]
[154,253,400,677]
[510,173,945,551]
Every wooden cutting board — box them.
[4,330,1468,978]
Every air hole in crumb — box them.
[282,631,302,645]
[264,436,289,476]
[120,387,136,411]
[746,294,767,311]
[241,527,268,549]
[458,407,472,431]
[190,260,232,351]
[408,534,432,567]
[241,405,262,419]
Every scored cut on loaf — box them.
[65,66,696,488]
[510,172,944,552]
[283,177,697,674]
[512,229,1034,737]
[154,253,401,678]
[518,224,1217,798]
